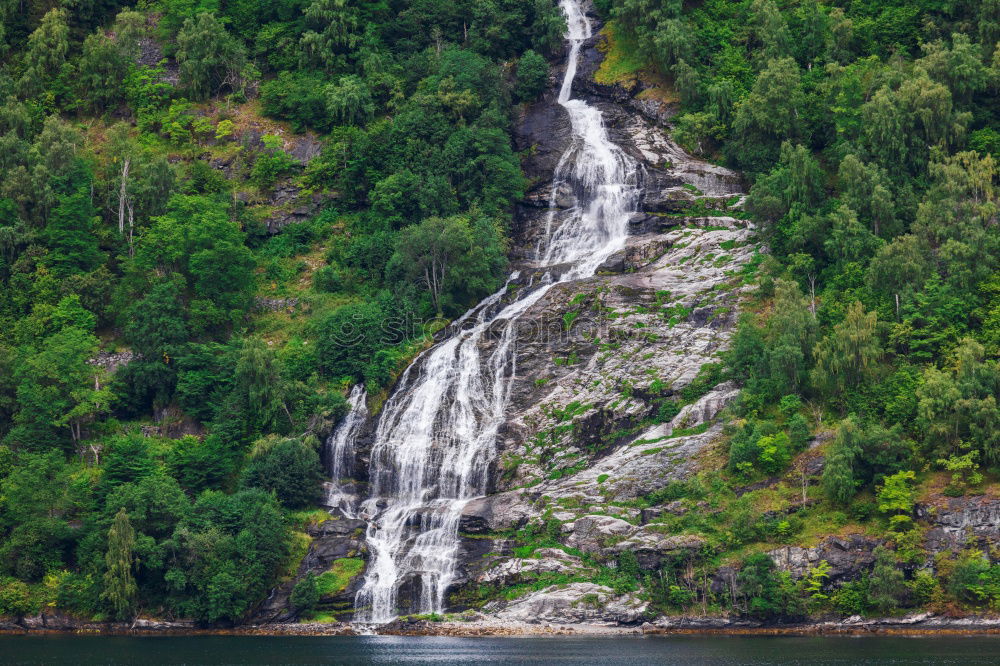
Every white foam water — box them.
[325,384,367,518]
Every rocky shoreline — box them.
[5,613,1000,637]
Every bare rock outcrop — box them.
[485,582,648,625]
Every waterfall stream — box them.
[352,0,641,623]
[325,384,367,518]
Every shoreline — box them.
[5,614,1000,638]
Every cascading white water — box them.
[326,384,367,518]
[353,0,640,623]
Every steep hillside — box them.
[5,0,1000,634]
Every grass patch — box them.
[286,508,333,530]
[315,557,366,597]
[668,422,711,439]
[299,610,341,623]
[594,21,647,86]
[280,531,312,582]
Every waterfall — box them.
[353,0,640,623]
[326,384,367,518]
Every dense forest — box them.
[3,0,1000,626]
[598,0,1000,617]
[0,0,559,622]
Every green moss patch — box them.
[315,557,366,598]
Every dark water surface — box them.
[2,634,1000,665]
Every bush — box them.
[260,72,332,132]
[240,437,323,508]
[949,551,992,604]
[866,547,907,613]
[312,265,343,293]
[168,435,236,495]
[290,572,319,613]
[0,578,36,617]
[757,432,792,474]
[250,150,297,189]
[100,434,157,493]
[737,553,800,619]
[515,50,548,102]
[54,572,101,616]
[0,519,72,581]
[831,581,868,616]
[316,301,396,382]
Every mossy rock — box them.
[315,557,365,599]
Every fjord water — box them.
[352,0,640,622]
[4,635,1000,665]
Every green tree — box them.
[100,435,157,492]
[516,49,549,102]
[6,327,100,451]
[233,337,290,433]
[290,572,319,614]
[737,553,799,619]
[102,508,138,620]
[240,437,323,508]
[18,8,69,97]
[862,73,969,176]
[0,451,73,580]
[167,435,235,495]
[324,75,374,126]
[824,205,880,266]
[918,33,988,104]
[167,488,287,623]
[838,154,897,238]
[822,417,861,506]
[729,58,804,174]
[133,195,254,333]
[867,546,907,613]
[867,235,932,309]
[750,0,791,62]
[748,142,825,230]
[300,0,361,72]
[176,12,250,100]
[916,338,1000,465]
[116,277,189,411]
[876,470,917,531]
[42,188,102,276]
[389,215,506,317]
[811,302,883,402]
[77,31,129,113]
[316,300,394,382]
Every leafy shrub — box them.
[261,72,331,132]
[316,301,397,382]
[290,572,319,613]
[168,435,236,495]
[948,551,993,605]
[240,437,323,508]
[313,265,343,293]
[737,553,801,619]
[0,578,36,617]
[250,150,297,189]
[515,50,548,102]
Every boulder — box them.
[477,554,584,586]
[565,515,636,555]
[486,582,648,625]
[611,530,707,569]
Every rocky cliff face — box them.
[442,23,757,621]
